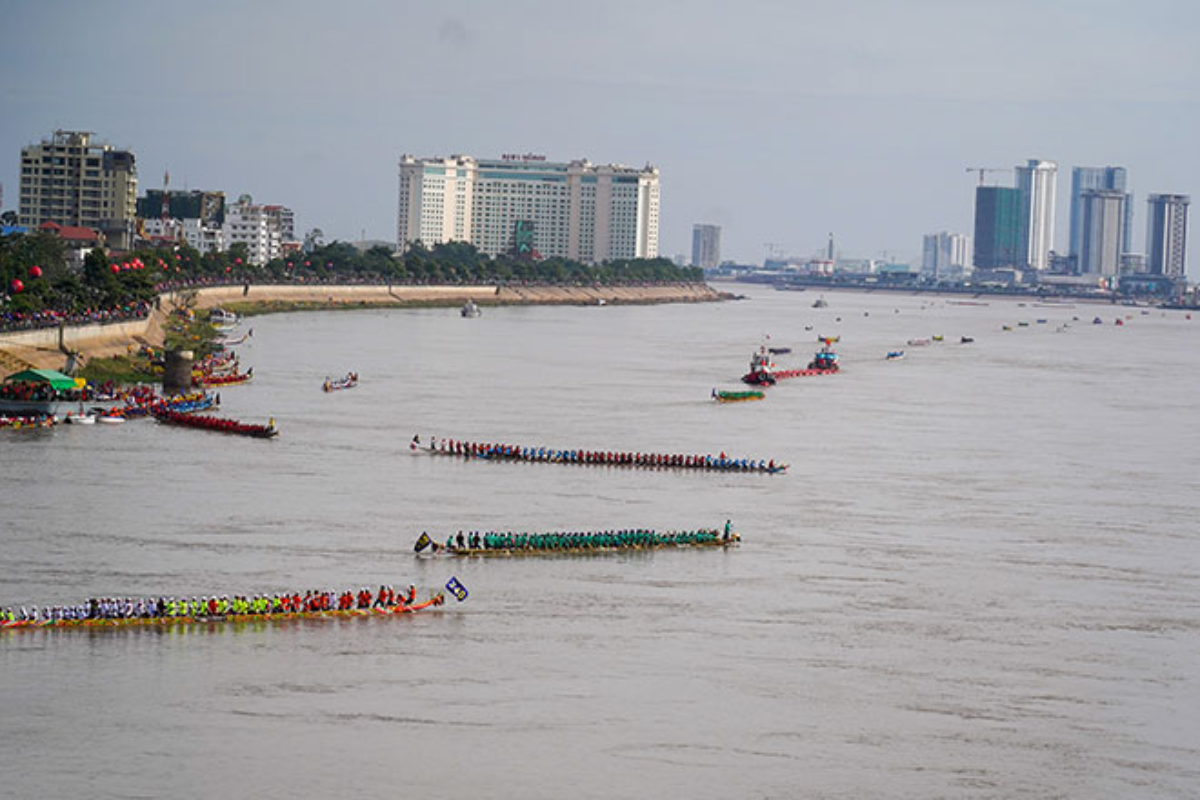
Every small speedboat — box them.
[907,338,931,346]
[960,336,974,344]
[767,347,791,355]
[97,415,125,425]
[886,351,905,360]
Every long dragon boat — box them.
[161,392,218,414]
[1,414,55,430]
[713,389,765,403]
[3,593,445,632]
[196,369,253,388]
[416,527,739,556]
[412,436,786,474]
[153,408,278,438]
[216,329,252,346]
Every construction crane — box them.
[762,242,785,260]
[966,167,1007,186]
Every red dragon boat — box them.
[153,408,278,438]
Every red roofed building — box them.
[39,221,103,248]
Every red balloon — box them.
[10,278,24,293]
[29,265,43,278]
[110,263,121,274]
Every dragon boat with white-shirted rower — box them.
[411,436,786,474]
[1,587,445,631]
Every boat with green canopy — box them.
[1,368,88,414]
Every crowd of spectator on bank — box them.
[0,302,152,334]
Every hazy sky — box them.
[3,0,1198,274]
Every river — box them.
[2,286,1199,798]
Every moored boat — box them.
[196,368,253,388]
[1,414,56,430]
[209,308,239,326]
[216,328,253,346]
[461,300,481,318]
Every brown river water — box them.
[2,286,1199,798]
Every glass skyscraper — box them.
[973,187,1023,269]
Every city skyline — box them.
[1,1,1198,276]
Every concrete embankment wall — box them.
[1,282,722,371]
[181,282,722,309]
[0,317,152,353]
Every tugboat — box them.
[741,340,840,385]
[807,340,840,372]
[461,300,481,318]
[741,349,777,385]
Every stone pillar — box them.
[163,350,194,396]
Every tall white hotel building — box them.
[1015,159,1057,272]
[397,154,660,262]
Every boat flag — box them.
[445,577,468,602]
[414,532,432,553]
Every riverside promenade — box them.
[0,282,723,371]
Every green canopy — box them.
[4,368,81,391]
